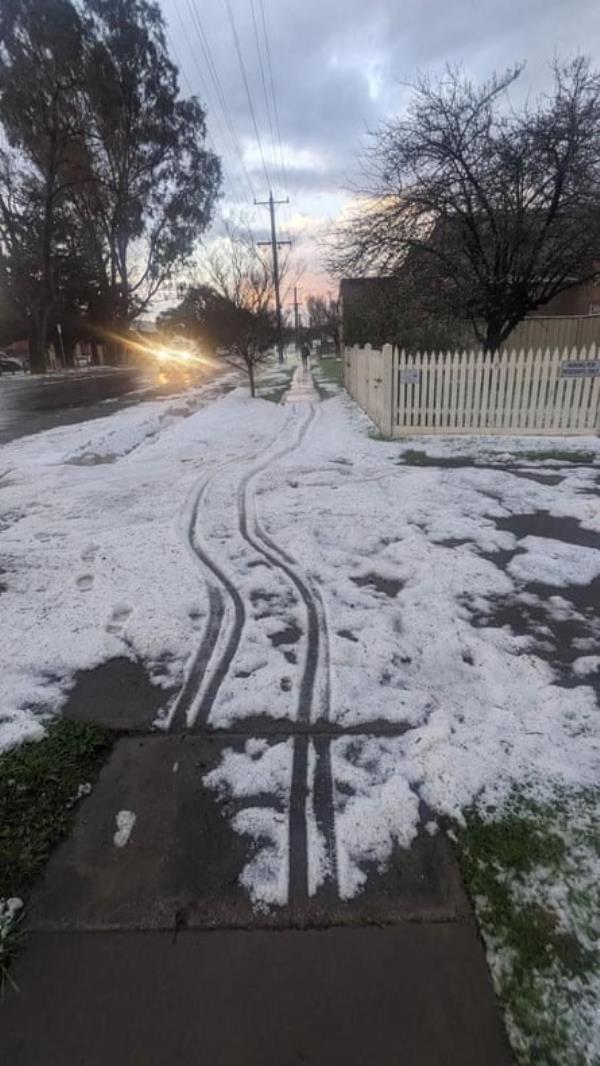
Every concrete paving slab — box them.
[29,735,470,932]
[0,927,513,1066]
[284,366,320,403]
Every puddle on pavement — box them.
[64,656,170,730]
[351,573,404,598]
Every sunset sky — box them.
[159,0,600,309]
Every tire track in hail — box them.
[238,403,338,905]
[171,406,306,730]
[169,460,245,730]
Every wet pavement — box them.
[27,732,469,932]
[284,364,320,403]
[0,364,223,445]
[1,926,512,1066]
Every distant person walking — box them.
[300,342,310,370]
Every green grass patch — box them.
[400,448,474,467]
[457,789,599,1064]
[311,356,344,399]
[0,719,112,979]
[0,718,111,898]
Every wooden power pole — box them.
[293,286,300,349]
[255,190,290,364]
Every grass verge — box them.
[398,446,598,467]
[0,719,112,980]
[457,788,599,1065]
[311,356,344,399]
[400,448,473,466]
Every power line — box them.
[185,0,255,199]
[258,0,288,201]
[168,16,247,207]
[256,0,293,245]
[224,0,271,191]
[250,0,281,193]
[183,0,256,201]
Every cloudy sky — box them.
[160,0,600,302]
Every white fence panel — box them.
[344,344,600,436]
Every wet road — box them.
[0,365,223,445]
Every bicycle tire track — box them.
[169,465,245,730]
[238,403,338,904]
[238,406,318,724]
[173,406,307,730]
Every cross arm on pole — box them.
[254,197,289,207]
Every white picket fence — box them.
[344,344,600,436]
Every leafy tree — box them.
[76,0,221,345]
[0,0,89,369]
[331,59,600,352]
[0,0,221,368]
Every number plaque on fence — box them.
[559,360,600,378]
[399,368,421,384]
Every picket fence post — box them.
[381,343,393,436]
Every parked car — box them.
[0,353,25,374]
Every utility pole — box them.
[255,190,290,364]
[293,286,300,350]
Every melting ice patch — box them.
[204,738,293,908]
[113,809,136,848]
[306,741,332,897]
[508,537,600,587]
[330,737,420,900]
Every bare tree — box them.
[188,224,278,396]
[305,294,341,355]
[330,58,600,351]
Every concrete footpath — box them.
[0,368,513,1065]
[2,925,511,1066]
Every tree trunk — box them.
[248,358,256,398]
[30,307,49,373]
[484,323,504,354]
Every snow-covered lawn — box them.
[0,373,244,748]
[1,381,599,1059]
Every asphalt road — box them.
[0,364,221,445]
